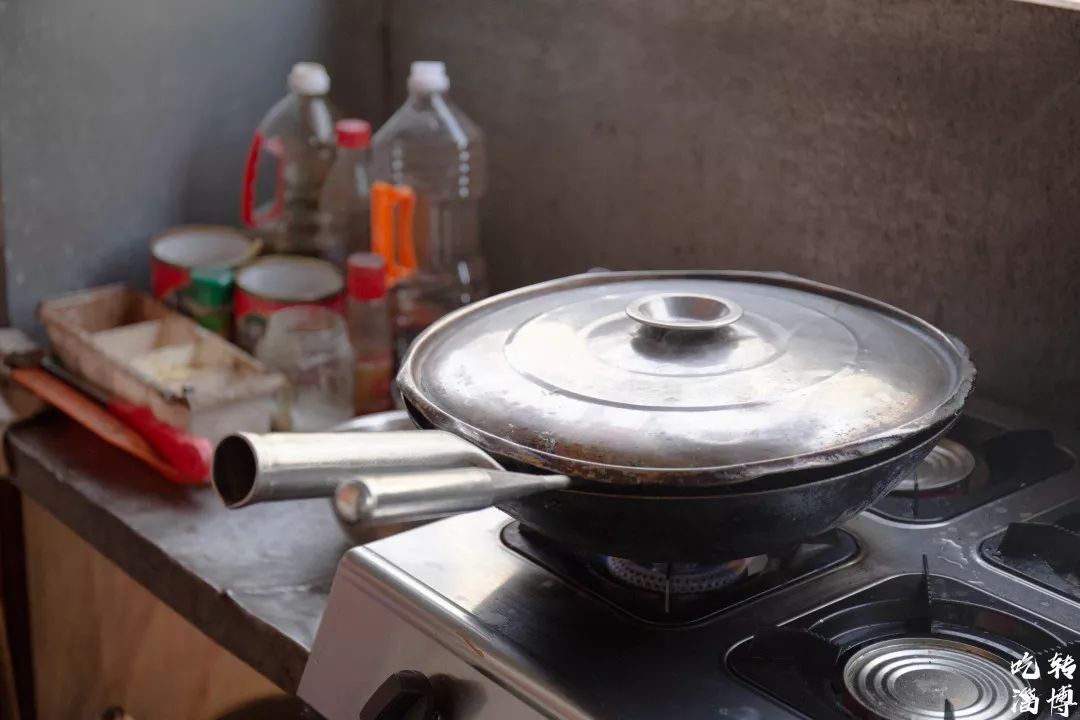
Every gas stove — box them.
[299,398,1080,719]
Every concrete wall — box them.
[385,0,1080,422]
[2,0,1077,421]
[0,0,384,330]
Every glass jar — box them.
[255,306,354,431]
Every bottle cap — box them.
[288,62,331,95]
[347,253,387,300]
[335,119,372,149]
[408,61,450,95]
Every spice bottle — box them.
[346,253,394,414]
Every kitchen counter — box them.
[5,412,350,693]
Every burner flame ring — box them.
[894,438,976,494]
[603,556,760,595]
[842,637,1027,720]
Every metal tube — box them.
[334,468,571,527]
[212,430,502,508]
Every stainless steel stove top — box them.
[299,398,1080,719]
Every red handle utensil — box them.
[9,367,194,484]
[104,399,213,483]
[39,357,212,484]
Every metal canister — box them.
[150,225,261,335]
[234,255,345,352]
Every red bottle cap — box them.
[347,253,387,300]
[336,119,371,149]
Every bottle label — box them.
[354,356,394,414]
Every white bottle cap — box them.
[408,61,450,95]
[288,62,331,95]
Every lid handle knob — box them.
[625,293,743,333]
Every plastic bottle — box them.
[346,253,394,414]
[370,61,488,362]
[243,62,340,257]
[317,119,373,267]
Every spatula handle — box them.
[10,367,190,484]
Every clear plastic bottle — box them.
[317,119,373,267]
[370,61,488,361]
[243,62,340,256]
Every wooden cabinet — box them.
[21,498,281,720]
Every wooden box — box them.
[38,285,285,444]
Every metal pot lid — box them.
[398,271,975,487]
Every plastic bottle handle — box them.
[396,188,417,272]
[241,130,287,228]
[371,182,418,286]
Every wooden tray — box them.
[38,284,285,444]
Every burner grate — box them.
[999,521,1080,578]
[982,502,1080,600]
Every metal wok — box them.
[329,407,956,561]
[489,418,954,561]
[214,270,974,562]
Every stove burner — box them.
[729,565,1079,720]
[842,637,1025,720]
[603,556,763,595]
[893,438,975,493]
[501,523,859,625]
[870,415,1073,524]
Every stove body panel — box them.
[299,552,555,720]
[300,398,1080,719]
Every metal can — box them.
[150,225,261,335]
[234,255,345,353]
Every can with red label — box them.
[150,226,261,335]
[234,255,345,352]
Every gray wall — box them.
[0,0,384,330]
[2,0,1078,422]
[385,0,1080,423]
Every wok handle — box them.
[334,468,571,527]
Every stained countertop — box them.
[6,413,354,692]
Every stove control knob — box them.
[358,670,442,720]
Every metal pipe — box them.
[334,468,571,527]
[212,430,502,508]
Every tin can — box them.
[185,267,235,337]
[150,225,261,335]
[234,255,345,352]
